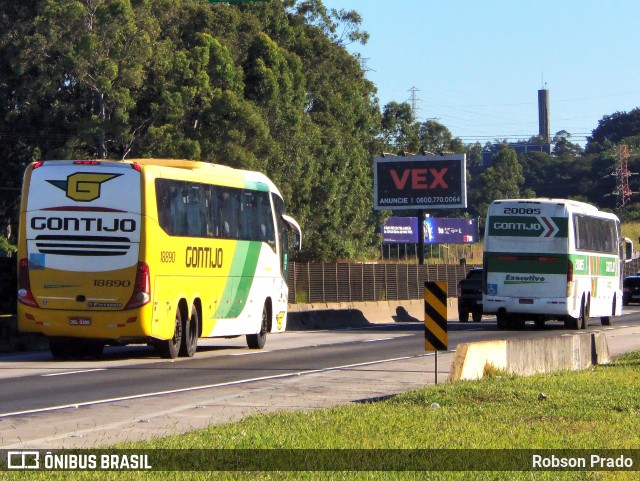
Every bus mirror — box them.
[282,215,302,251]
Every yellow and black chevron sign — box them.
[424,281,448,351]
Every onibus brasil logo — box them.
[47,173,121,202]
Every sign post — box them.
[424,281,448,384]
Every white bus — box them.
[483,198,623,330]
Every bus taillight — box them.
[125,262,150,310]
[566,259,574,297]
[17,258,38,307]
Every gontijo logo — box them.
[46,173,122,202]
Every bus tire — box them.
[512,316,526,330]
[157,308,183,359]
[472,309,482,322]
[76,339,105,359]
[247,303,269,349]
[180,305,199,358]
[565,296,585,330]
[580,297,589,330]
[496,311,508,330]
[601,298,615,326]
[534,317,546,329]
[49,338,72,360]
[458,309,469,322]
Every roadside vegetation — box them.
[11,351,640,480]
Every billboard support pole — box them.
[417,209,425,265]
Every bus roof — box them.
[32,158,283,198]
[126,158,279,192]
[489,198,617,219]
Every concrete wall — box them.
[287,298,459,330]
[449,332,610,381]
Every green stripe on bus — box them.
[226,242,262,318]
[245,181,269,192]
[485,253,568,274]
[486,252,618,277]
[214,242,262,319]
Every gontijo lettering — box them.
[493,221,542,231]
[30,216,136,232]
[185,246,223,268]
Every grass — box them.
[9,351,640,480]
[622,222,640,246]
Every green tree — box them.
[474,145,528,220]
[587,108,640,149]
[380,101,419,153]
[418,120,452,153]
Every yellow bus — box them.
[17,159,301,360]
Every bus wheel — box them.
[75,339,105,359]
[601,298,615,326]
[247,304,269,349]
[580,297,589,330]
[458,310,469,322]
[472,309,482,323]
[565,297,584,330]
[49,338,72,360]
[496,311,508,330]
[180,305,199,358]
[534,318,546,329]
[157,308,183,359]
[512,317,526,330]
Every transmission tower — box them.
[615,144,632,210]
[408,87,421,118]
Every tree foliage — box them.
[0,0,379,261]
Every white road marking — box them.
[42,369,107,377]
[0,354,436,418]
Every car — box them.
[623,275,640,306]
[457,267,483,322]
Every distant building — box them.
[481,87,555,168]
[482,142,554,168]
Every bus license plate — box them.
[69,318,91,326]
[519,299,533,304]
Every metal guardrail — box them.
[288,258,640,305]
[287,262,474,304]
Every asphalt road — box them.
[2,309,640,449]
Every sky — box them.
[321,0,640,146]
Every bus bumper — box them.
[17,304,154,341]
[482,296,571,317]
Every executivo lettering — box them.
[504,274,546,285]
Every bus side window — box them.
[156,181,173,234]
[221,189,240,239]
[257,191,275,246]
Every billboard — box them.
[381,216,418,244]
[424,217,477,244]
[381,217,478,244]
[373,154,467,210]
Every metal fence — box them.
[287,262,475,304]
[288,258,640,305]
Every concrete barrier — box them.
[287,298,459,330]
[449,331,610,381]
